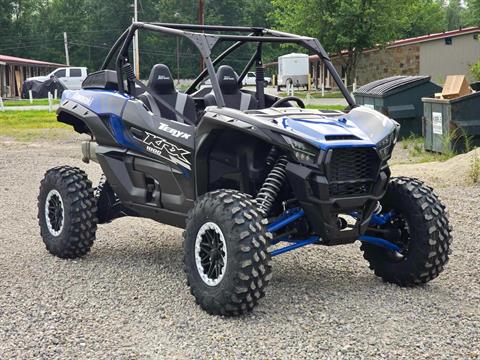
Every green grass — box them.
[279,91,344,99]
[2,99,60,107]
[305,104,346,111]
[401,134,457,163]
[0,110,70,141]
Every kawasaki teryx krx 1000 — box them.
[38,23,452,316]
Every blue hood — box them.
[278,107,397,150]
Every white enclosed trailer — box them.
[277,53,309,90]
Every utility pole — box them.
[198,0,205,71]
[174,12,181,84]
[133,0,140,79]
[176,36,180,84]
[63,32,70,66]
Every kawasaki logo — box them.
[143,132,191,170]
[158,122,191,139]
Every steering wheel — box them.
[271,96,305,109]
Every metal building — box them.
[0,54,63,98]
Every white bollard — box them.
[48,92,53,112]
[54,89,58,99]
[305,92,311,106]
[321,82,325,97]
[0,97,4,111]
[29,90,33,104]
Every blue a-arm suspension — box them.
[267,208,402,256]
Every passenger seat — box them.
[204,65,258,111]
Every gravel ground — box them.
[0,139,479,359]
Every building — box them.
[0,54,64,98]
[268,27,480,89]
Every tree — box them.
[399,0,445,38]
[466,0,480,26]
[271,0,413,85]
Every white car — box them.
[242,71,271,86]
[26,67,88,90]
[203,71,271,87]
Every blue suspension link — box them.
[267,208,402,256]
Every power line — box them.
[0,41,63,52]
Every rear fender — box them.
[57,100,118,146]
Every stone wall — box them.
[331,45,421,86]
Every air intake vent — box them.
[325,135,359,141]
[326,147,380,197]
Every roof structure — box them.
[388,26,480,48]
[283,26,480,65]
[0,54,65,67]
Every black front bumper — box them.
[286,161,390,245]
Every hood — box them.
[26,75,49,82]
[275,106,397,150]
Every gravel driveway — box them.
[0,140,479,359]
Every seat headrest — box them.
[217,65,239,95]
[148,64,175,95]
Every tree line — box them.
[1,0,479,81]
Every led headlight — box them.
[376,130,396,160]
[282,135,319,163]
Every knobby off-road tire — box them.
[361,177,452,286]
[183,189,272,316]
[38,166,98,259]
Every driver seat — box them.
[139,64,197,124]
[204,65,258,111]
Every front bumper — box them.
[286,161,390,244]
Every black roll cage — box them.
[100,22,356,109]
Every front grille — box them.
[327,147,380,197]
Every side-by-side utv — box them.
[38,23,452,316]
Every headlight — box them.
[282,135,319,163]
[376,130,396,160]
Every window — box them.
[53,69,66,78]
[444,37,452,45]
[70,68,82,77]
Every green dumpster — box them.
[354,76,442,138]
[422,92,480,154]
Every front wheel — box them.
[361,177,452,286]
[183,190,272,316]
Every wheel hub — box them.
[45,189,64,236]
[194,222,227,286]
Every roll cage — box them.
[100,22,356,109]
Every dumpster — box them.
[354,76,442,138]
[423,92,480,153]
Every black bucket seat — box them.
[139,64,197,124]
[204,65,258,111]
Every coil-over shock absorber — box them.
[256,151,288,215]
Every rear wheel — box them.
[183,189,272,316]
[38,166,97,259]
[361,177,452,286]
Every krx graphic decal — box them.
[143,132,191,170]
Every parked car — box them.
[26,67,88,90]
[242,71,271,86]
